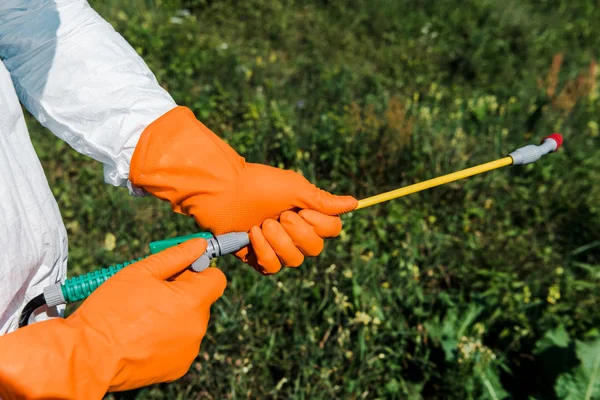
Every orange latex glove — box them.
[0,239,226,400]
[130,106,357,274]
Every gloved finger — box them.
[169,269,197,282]
[176,267,228,306]
[170,261,216,282]
[262,219,304,267]
[279,211,324,256]
[234,246,250,264]
[136,238,208,281]
[298,209,344,238]
[249,225,282,274]
[295,181,357,216]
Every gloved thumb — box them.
[183,267,228,305]
[137,239,208,281]
[298,184,358,216]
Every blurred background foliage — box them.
[25,0,599,398]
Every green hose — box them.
[61,257,145,303]
[57,232,214,304]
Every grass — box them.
[25,0,600,398]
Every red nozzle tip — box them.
[543,133,563,150]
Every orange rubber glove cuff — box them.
[0,318,115,400]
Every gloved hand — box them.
[130,106,357,274]
[0,239,226,400]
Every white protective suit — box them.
[0,0,176,333]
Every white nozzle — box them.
[509,134,563,165]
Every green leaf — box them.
[424,309,459,361]
[534,325,571,355]
[405,381,424,400]
[578,340,600,400]
[456,304,484,339]
[555,338,600,400]
[480,367,509,400]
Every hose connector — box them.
[43,283,65,307]
[191,232,250,272]
[509,133,563,165]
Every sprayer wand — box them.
[19,134,563,326]
[356,133,563,209]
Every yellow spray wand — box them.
[356,133,563,210]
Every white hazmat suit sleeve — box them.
[0,0,177,189]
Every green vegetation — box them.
[26,0,599,398]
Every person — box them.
[0,0,357,398]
